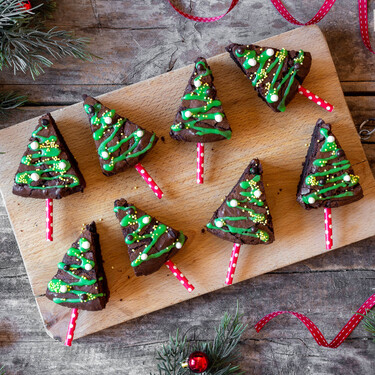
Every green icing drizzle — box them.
[235,47,304,112]
[302,127,360,205]
[47,238,105,304]
[207,174,271,243]
[170,60,232,139]
[15,121,80,189]
[84,104,156,172]
[114,205,186,267]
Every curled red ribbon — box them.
[168,1,374,54]
[167,0,239,22]
[255,293,375,348]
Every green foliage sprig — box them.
[153,306,246,375]
[0,0,94,112]
[361,309,375,342]
[0,91,27,114]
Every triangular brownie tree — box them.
[226,44,312,112]
[170,57,232,142]
[114,198,187,277]
[206,158,274,245]
[13,113,85,199]
[82,95,158,177]
[297,119,363,209]
[46,222,109,311]
[206,159,274,285]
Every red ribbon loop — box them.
[255,293,375,348]
[270,0,337,25]
[167,0,239,22]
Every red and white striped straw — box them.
[64,308,79,346]
[225,243,241,285]
[298,85,333,112]
[134,162,163,199]
[324,208,333,250]
[46,198,53,242]
[197,143,204,184]
[165,260,195,293]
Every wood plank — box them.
[1,0,374,87]
[1,25,375,342]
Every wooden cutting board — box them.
[1,25,374,342]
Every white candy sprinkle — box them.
[216,220,224,228]
[253,190,262,198]
[101,151,109,159]
[136,130,144,138]
[249,58,257,67]
[215,114,223,122]
[30,172,40,182]
[85,264,93,271]
[60,285,68,293]
[270,94,279,102]
[29,141,39,150]
[327,135,335,143]
[194,79,202,88]
[266,48,274,56]
[343,175,351,182]
[58,161,66,170]
[141,253,148,260]
[175,242,182,249]
[81,240,90,250]
[308,197,316,204]
[104,117,112,125]
[229,199,238,207]
[142,216,150,224]
[184,110,193,119]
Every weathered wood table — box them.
[1,1,375,374]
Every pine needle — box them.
[361,309,375,341]
[0,90,27,113]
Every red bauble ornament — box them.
[187,351,209,373]
[20,1,32,10]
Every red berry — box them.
[188,351,209,373]
[21,1,32,10]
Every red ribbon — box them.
[167,0,239,22]
[255,293,375,348]
[269,0,337,25]
[167,1,374,54]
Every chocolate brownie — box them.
[114,198,187,276]
[46,222,109,311]
[297,119,364,209]
[226,43,312,112]
[206,159,275,245]
[170,57,232,142]
[13,113,85,199]
[82,95,158,177]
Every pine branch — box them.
[153,306,246,375]
[0,90,27,113]
[0,0,94,79]
[0,365,6,375]
[361,309,375,341]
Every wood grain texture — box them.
[1,25,375,344]
[1,2,375,374]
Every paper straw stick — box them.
[298,85,334,112]
[134,163,163,199]
[197,143,204,184]
[46,198,53,242]
[64,308,79,346]
[324,208,333,250]
[165,260,195,293]
[225,243,241,285]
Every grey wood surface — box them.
[1,1,375,374]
